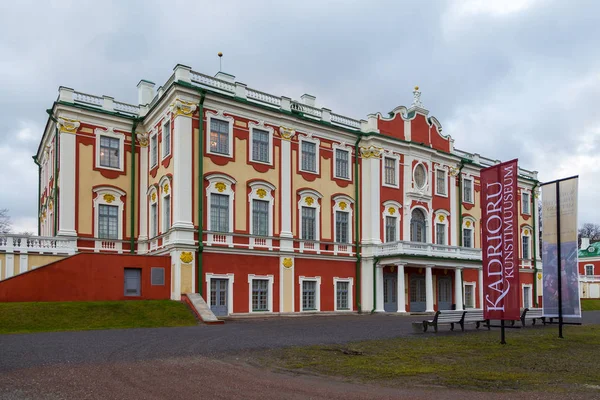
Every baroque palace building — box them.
[0,64,542,315]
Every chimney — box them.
[301,94,316,107]
[581,237,590,250]
[215,72,235,83]
[137,80,155,106]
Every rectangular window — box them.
[463,177,473,203]
[99,136,120,168]
[436,169,446,195]
[301,207,316,240]
[252,199,269,236]
[335,211,349,243]
[335,149,349,179]
[150,203,157,237]
[586,265,594,275]
[210,193,229,232]
[336,281,349,310]
[384,157,396,185]
[463,228,472,248]
[522,236,530,259]
[210,119,230,155]
[98,204,119,239]
[436,223,445,245]
[163,121,171,157]
[252,129,269,163]
[301,141,317,172]
[163,195,171,231]
[523,286,531,309]
[464,284,475,308]
[150,134,158,167]
[302,280,317,310]
[151,267,165,286]
[522,192,530,214]
[385,216,396,242]
[252,279,269,311]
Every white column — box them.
[5,254,14,278]
[170,250,182,300]
[455,267,463,310]
[361,258,374,312]
[171,105,195,245]
[360,151,381,245]
[449,173,458,246]
[396,264,406,313]
[375,265,384,312]
[57,128,77,237]
[280,131,293,251]
[402,155,413,240]
[478,267,484,309]
[425,265,434,312]
[138,139,149,253]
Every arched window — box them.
[410,208,427,243]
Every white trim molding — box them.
[159,176,172,236]
[299,275,322,312]
[92,186,126,253]
[248,120,275,165]
[382,200,402,243]
[248,180,276,249]
[522,283,533,309]
[298,189,323,253]
[205,173,236,246]
[248,274,274,313]
[333,277,354,312]
[205,272,235,316]
[462,216,476,248]
[433,209,450,245]
[332,195,354,255]
[298,134,321,175]
[434,166,449,197]
[206,109,234,158]
[381,152,400,189]
[332,142,352,181]
[148,185,159,248]
[95,127,125,172]
[462,174,475,204]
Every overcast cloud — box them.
[1,0,599,233]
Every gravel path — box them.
[1,311,598,399]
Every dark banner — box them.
[481,159,520,320]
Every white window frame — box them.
[585,264,594,276]
[332,195,353,254]
[248,121,274,165]
[463,281,476,308]
[162,119,171,159]
[522,190,531,215]
[435,167,448,197]
[462,175,474,204]
[206,110,234,158]
[333,277,354,312]
[521,226,532,261]
[382,200,402,243]
[298,135,320,175]
[299,276,321,312]
[298,189,322,253]
[160,177,172,234]
[412,162,429,191]
[462,217,476,248]
[150,130,158,168]
[148,187,159,245]
[93,186,125,253]
[522,284,533,309]
[206,173,236,246]
[333,143,352,181]
[248,181,275,250]
[434,210,449,246]
[205,273,235,315]
[248,274,274,313]
[95,128,125,172]
[382,153,400,188]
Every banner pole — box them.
[556,181,564,339]
[500,320,506,344]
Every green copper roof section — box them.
[578,243,600,258]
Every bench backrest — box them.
[463,309,484,321]
[436,310,465,322]
[526,308,543,317]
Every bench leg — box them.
[486,320,491,330]
[460,322,465,332]
[511,320,515,327]
[521,317,526,327]
[423,321,428,332]
[542,317,546,325]
[450,323,454,331]
[434,324,438,333]
[476,321,480,329]
[532,319,536,326]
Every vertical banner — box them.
[541,177,581,318]
[481,159,520,320]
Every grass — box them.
[581,299,600,311]
[0,300,197,334]
[258,325,600,393]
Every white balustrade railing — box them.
[247,88,281,107]
[74,91,103,107]
[190,71,235,93]
[114,101,140,115]
[580,275,600,282]
[375,240,482,260]
[331,113,361,129]
[0,234,77,255]
[291,101,322,118]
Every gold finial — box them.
[414,85,419,91]
[218,52,223,57]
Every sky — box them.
[1,0,599,233]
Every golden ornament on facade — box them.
[524,229,529,236]
[466,220,471,228]
[256,188,267,199]
[339,201,347,210]
[48,202,53,211]
[390,265,395,273]
[171,99,197,117]
[282,258,293,268]
[305,196,314,206]
[215,182,227,192]
[537,273,542,280]
[438,215,445,222]
[103,194,116,203]
[58,117,80,134]
[279,126,296,140]
[163,184,169,194]
[137,132,149,147]
[360,145,383,159]
[180,252,193,264]
[151,192,157,202]
[388,207,396,215]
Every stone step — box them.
[184,293,224,325]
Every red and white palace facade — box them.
[0,64,542,315]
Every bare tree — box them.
[0,208,11,234]
[578,222,600,246]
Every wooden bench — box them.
[462,309,490,330]
[423,310,465,332]
[520,307,546,327]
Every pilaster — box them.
[396,264,407,313]
[360,145,382,245]
[57,118,79,237]
[425,265,434,312]
[375,265,384,312]
[137,131,149,253]
[279,127,295,251]
[455,267,464,310]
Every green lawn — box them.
[259,325,600,393]
[0,300,197,334]
[581,299,600,311]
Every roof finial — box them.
[218,52,223,72]
[411,85,424,108]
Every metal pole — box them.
[556,181,564,338]
[500,320,506,344]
